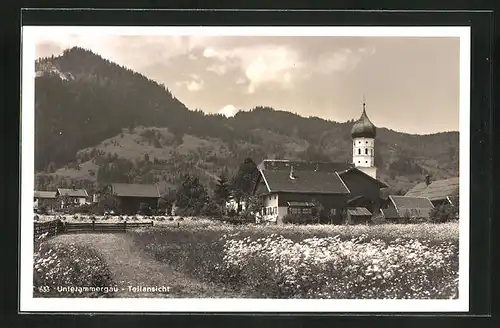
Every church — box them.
[252,102,388,224]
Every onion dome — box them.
[351,102,376,138]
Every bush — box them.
[33,234,115,298]
[430,204,458,223]
[283,214,317,225]
[138,203,153,216]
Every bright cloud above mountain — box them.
[35,33,460,134]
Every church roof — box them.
[260,169,350,194]
[351,103,377,138]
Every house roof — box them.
[258,159,353,173]
[34,191,57,199]
[110,183,160,198]
[389,195,435,219]
[405,177,459,200]
[287,201,315,207]
[390,195,434,209]
[260,169,350,194]
[57,188,88,197]
[347,207,372,216]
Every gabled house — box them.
[56,188,88,208]
[34,191,57,212]
[252,159,387,224]
[405,177,459,207]
[383,195,435,221]
[100,183,161,215]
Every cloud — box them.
[176,74,204,92]
[218,104,239,117]
[203,45,302,93]
[206,63,228,75]
[315,47,375,74]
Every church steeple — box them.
[351,98,376,139]
[351,98,377,179]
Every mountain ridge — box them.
[34,47,459,194]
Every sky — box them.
[35,34,460,135]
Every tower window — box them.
[358,149,361,155]
[366,141,368,144]
[358,161,360,164]
[365,148,368,155]
[365,161,368,164]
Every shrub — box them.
[33,234,115,298]
[283,214,317,225]
[430,204,458,223]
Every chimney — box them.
[425,174,431,186]
[289,165,296,180]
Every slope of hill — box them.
[34,47,459,194]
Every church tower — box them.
[351,100,377,179]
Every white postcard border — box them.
[20,25,470,313]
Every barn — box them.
[252,159,387,224]
[103,183,161,215]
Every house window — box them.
[365,161,368,164]
[330,208,337,215]
[366,141,368,144]
[274,207,277,214]
[365,148,368,155]
[358,149,361,155]
[302,208,312,215]
[358,161,360,164]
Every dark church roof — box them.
[351,103,377,138]
[110,183,160,198]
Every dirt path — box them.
[50,233,234,298]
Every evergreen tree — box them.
[175,174,208,215]
[213,173,230,205]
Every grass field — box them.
[132,219,459,299]
[33,219,459,299]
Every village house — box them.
[252,102,388,224]
[56,187,89,208]
[33,190,57,212]
[100,183,161,215]
[405,176,459,207]
[381,195,435,221]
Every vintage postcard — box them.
[20,25,470,312]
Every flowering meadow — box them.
[133,219,459,299]
[33,232,115,298]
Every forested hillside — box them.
[34,47,459,195]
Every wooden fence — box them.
[34,219,154,240]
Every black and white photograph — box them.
[20,25,470,313]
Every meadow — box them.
[132,219,459,299]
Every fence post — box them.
[124,220,127,231]
[92,219,95,231]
